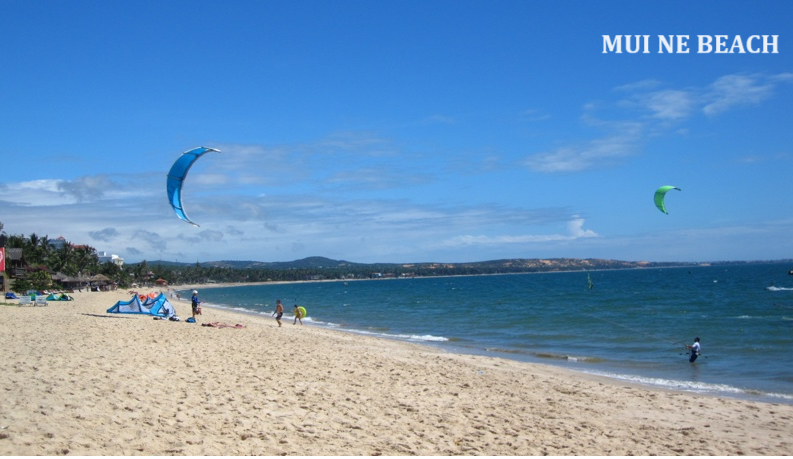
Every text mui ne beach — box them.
[603,34,779,53]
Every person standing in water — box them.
[686,337,701,362]
[274,299,284,327]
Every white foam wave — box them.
[344,329,449,342]
[584,370,793,402]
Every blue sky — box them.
[1,0,791,264]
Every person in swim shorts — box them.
[274,299,284,327]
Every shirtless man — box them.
[274,299,284,327]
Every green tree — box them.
[27,270,52,292]
[49,242,76,275]
[37,235,52,265]
[25,233,49,266]
[131,260,149,285]
[11,278,32,293]
[6,234,25,249]
[99,261,133,287]
[73,246,99,276]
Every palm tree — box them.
[26,233,41,265]
[6,234,25,248]
[38,235,52,264]
[49,242,76,275]
[72,246,99,277]
[131,260,148,285]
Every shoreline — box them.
[172,280,793,406]
[2,289,791,455]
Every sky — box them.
[1,0,792,264]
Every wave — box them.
[766,286,793,291]
[343,328,450,342]
[584,370,793,402]
[484,347,605,363]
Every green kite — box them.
[654,186,681,214]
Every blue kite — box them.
[166,146,220,226]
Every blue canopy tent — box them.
[46,293,74,301]
[107,293,176,318]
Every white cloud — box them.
[57,175,115,201]
[567,216,598,238]
[614,79,662,92]
[440,216,598,247]
[644,89,694,120]
[703,74,775,116]
[0,163,581,263]
[523,130,640,173]
[616,83,694,121]
[620,73,791,119]
[523,72,791,174]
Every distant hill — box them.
[203,257,363,270]
[136,256,364,270]
[134,256,662,271]
[130,256,793,272]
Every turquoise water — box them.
[184,262,793,404]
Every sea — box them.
[179,262,793,405]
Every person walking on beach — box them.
[293,304,303,325]
[686,337,701,363]
[273,299,284,327]
[191,290,201,321]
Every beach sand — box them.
[1,289,791,456]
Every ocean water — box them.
[183,262,793,404]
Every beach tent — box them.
[142,293,176,318]
[46,293,74,301]
[5,292,18,299]
[107,293,176,318]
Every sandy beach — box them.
[1,288,791,456]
